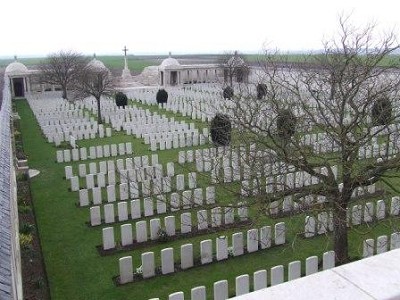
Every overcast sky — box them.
[1,0,399,58]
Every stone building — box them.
[158,53,221,86]
[5,58,34,98]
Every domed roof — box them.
[5,57,28,75]
[160,53,180,68]
[227,51,246,67]
[87,54,109,72]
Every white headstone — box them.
[288,261,301,281]
[390,196,400,216]
[197,210,208,230]
[270,265,284,286]
[305,216,316,238]
[89,162,97,174]
[80,148,87,160]
[211,207,222,227]
[176,174,185,191]
[118,201,128,222]
[352,204,362,225]
[161,248,174,275]
[104,204,115,224]
[193,188,203,207]
[165,216,176,236]
[390,232,400,250]
[107,185,116,203]
[213,280,228,300]
[253,269,267,291]
[363,238,375,258]
[170,192,180,211]
[79,189,89,206]
[364,202,374,223]
[168,292,184,300]
[322,250,335,270]
[142,252,155,278]
[86,174,94,189]
[92,187,102,205]
[144,197,154,217]
[65,166,73,179]
[182,190,192,209]
[247,229,259,253]
[90,206,101,226]
[178,151,185,164]
[376,235,388,254]
[156,195,167,214]
[56,150,63,163]
[259,226,272,249]
[305,256,318,275]
[119,256,133,284]
[200,239,212,264]
[232,232,244,256]
[78,164,87,177]
[103,144,110,157]
[188,172,197,189]
[376,200,386,220]
[167,162,175,177]
[181,243,194,269]
[274,222,286,245]
[216,236,228,261]
[235,274,250,296]
[70,176,79,191]
[181,212,192,234]
[136,220,148,243]
[191,286,206,300]
[119,183,129,201]
[63,149,71,162]
[150,218,161,240]
[102,227,115,250]
[121,224,133,246]
[205,186,215,204]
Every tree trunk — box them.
[62,88,67,100]
[96,97,102,124]
[333,199,350,265]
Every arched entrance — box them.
[12,78,25,97]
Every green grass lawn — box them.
[15,97,400,300]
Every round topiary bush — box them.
[223,86,234,100]
[372,97,392,126]
[156,89,168,104]
[210,113,232,146]
[256,83,267,100]
[277,109,296,138]
[115,92,128,107]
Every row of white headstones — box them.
[117,222,287,284]
[101,204,250,248]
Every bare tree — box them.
[223,16,400,264]
[38,50,88,100]
[72,62,115,124]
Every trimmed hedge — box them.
[223,86,234,100]
[210,113,232,146]
[115,92,128,107]
[372,97,392,126]
[277,109,296,138]
[156,89,168,104]
[257,83,267,100]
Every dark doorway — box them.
[170,71,177,85]
[13,78,25,97]
[160,71,164,86]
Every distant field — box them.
[2,53,398,73]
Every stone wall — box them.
[0,74,23,299]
